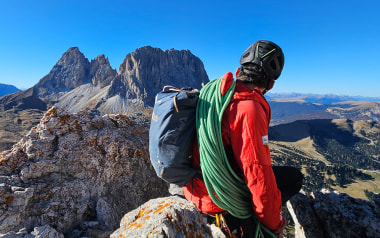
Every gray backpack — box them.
[149,86,201,186]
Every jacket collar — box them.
[232,82,271,125]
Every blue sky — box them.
[0,0,379,97]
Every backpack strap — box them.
[162,85,199,93]
[162,86,200,113]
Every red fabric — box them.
[220,72,234,96]
[183,74,283,230]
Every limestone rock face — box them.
[0,107,169,237]
[32,46,208,114]
[34,47,118,98]
[32,46,208,111]
[110,196,226,238]
[35,47,92,97]
[110,46,209,107]
[89,54,117,87]
[0,46,209,151]
[287,190,380,238]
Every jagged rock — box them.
[110,196,226,238]
[57,46,209,114]
[38,46,208,112]
[0,225,64,238]
[0,107,169,236]
[110,46,209,107]
[89,54,117,87]
[30,225,64,238]
[287,190,380,238]
[0,47,118,112]
[35,47,92,97]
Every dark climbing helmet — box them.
[240,40,285,80]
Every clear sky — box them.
[1,0,379,97]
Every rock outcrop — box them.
[111,196,225,238]
[0,107,169,237]
[34,47,96,97]
[111,46,209,107]
[287,190,380,238]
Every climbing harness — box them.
[216,213,233,237]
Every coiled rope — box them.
[196,77,276,237]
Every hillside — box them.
[269,119,380,199]
[0,84,20,97]
[269,99,380,125]
[267,92,380,103]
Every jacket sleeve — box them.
[223,99,283,230]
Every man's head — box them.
[238,40,284,92]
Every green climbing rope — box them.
[196,77,277,238]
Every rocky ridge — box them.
[0,107,169,237]
[287,190,380,238]
[110,196,225,238]
[1,108,379,237]
[111,46,209,107]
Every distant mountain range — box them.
[0,46,379,201]
[0,83,20,97]
[268,118,380,198]
[0,46,208,114]
[267,92,380,103]
[0,46,208,151]
[268,96,380,126]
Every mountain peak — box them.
[92,54,108,65]
[56,46,88,67]
[33,47,91,97]
[1,46,209,114]
[67,46,80,51]
[116,46,209,106]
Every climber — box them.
[183,40,303,238]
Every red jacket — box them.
[183,72,283,230]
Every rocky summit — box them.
[1,106,379,237]
[287,190,380,238]
[110,196,225,238]
[111,46,209,107]
[0,107,169,237]
[34,47,98,97]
